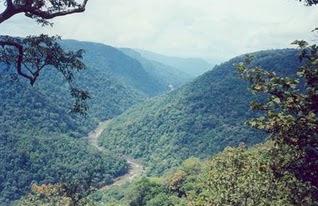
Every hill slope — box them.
[100,49,302,174]
[0,75,128,205]
[37,40,193,120]
[63,40,190,97]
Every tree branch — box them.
[24,0,88,20]
[0,39,35,84]
[0,0,88,24]
[0,0,15,23]
[0,1,90,114]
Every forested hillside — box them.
[63,40,189,96]
[100,49,302,174]
[0,74,128,205]
[0,40,192,205]
[35,40,194,121]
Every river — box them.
[86,120,144,191]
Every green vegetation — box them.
[36,40,192,120]
[237,40,318,197]
[93,35,318,206]
[0,132,127,205]
[62,40,187,98]
[100,49,301,175]
[4,44,317,206]
[2,2,317,203]
[89,142,316,206]
[0,74,128,205]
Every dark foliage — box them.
[299,0,318,6]
[237,40,318,197]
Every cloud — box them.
[1,0,317,61]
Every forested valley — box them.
[0,41,199,205]
[1,0,317,206]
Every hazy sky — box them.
[1,0,317,62]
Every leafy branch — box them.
[0,0,90,114]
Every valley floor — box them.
[86,120,144,191]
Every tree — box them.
[17,183,96,206]
[0,0,89,114]
[237,0,318,199]
[236,31,318,195]
[188,143,314,206]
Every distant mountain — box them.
[37,40,194,120]
[0,39,191,204]
[120,48,192,90]
[63,40,172,97]
[99,49,302,175]
[136,49,212,77]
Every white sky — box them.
[1,0,317,62]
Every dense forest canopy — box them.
[100,49,302,175]
[0,70,129,205]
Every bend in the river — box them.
[87,120,144,191]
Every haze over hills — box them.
[120,48,192,90]
[37,40,195,120]
[136,49,213,77]
[0,40,195,205]
[99,49,302,175]
[63,40,178,97]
